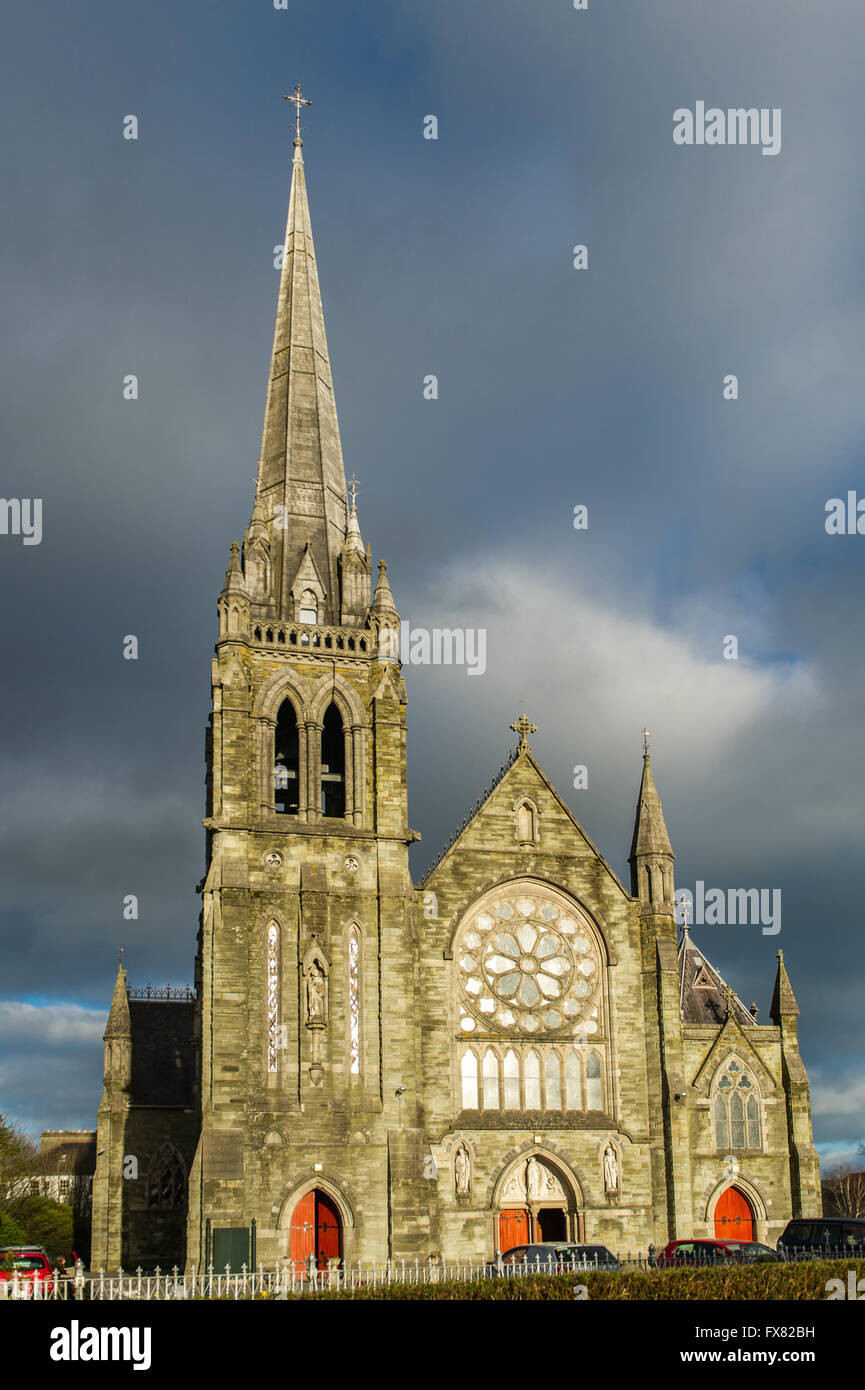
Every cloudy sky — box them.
[1,1,863,1167]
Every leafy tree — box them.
[0,1210,28,1247]
[5,1195,73,1258]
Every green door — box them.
[212,1227,250,1274]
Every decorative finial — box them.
[510,712,538,753]
[641,727,651,755]
[348,473,360,509]
[284,81,311,143]
[723,983,734,1017]
[777,948,784,962]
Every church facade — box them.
[90,122,821,1274]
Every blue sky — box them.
[0,0,863,1167]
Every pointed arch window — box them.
[267,922,280,1073]
[713,1058,761,1149]
[586,1051,603,1110]
[146,1144,185,1209]
[299,588,318,624]
[348,928,360,1075]
[483,1050,500,1110]
[565,1052,581,1110]
[274,699,299,814]
[503,1049,520,1108]
[524,1051,541,1109]
[321,704,346,818]
[545,1051,562,1109]
[461,1051,478,1110]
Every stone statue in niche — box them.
[527,1156,544,1200]
[306,964,327,1024]
[603,1144,619,1196]
[455,1145,471,1195]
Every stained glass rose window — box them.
[456,883,601,1038]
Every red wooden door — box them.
[316,1191,341,1268]
[714,1187,754,1241]
[499,1209,529,1253]
[290,1191,316,1271]
[289,1190,342,1272]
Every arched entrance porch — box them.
[495,1153,583,1251]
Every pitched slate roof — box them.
[678,929,755,1026]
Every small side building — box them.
[91,969,199,1272]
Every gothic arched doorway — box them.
[496,1154,583,1251]
[289,1188,343,1271]
[714,1186,754,1241]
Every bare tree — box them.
[823,1161,865,1219]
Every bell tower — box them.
[186,98,421,1270]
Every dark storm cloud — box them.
[0,0,863,1152]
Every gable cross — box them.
[510,713,538,753]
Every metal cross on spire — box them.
[348,473,360,508]
[510,713,538,752]
[641,727,651,755]
[284,81,311,141]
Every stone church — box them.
[90,116,821,1273]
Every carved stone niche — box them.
[302,940,330,1030]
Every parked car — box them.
[484,1242,620,1275]
[0,1248,55,1291]
[655,1239,778,1268]
[777,1218,865,1259]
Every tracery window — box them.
[713,1057,761,1149]
[146,1144,185,1209]
[348,928,360,1075]
[267,922,279,1073]
[455,881,602,1040]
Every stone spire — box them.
[629,748,675,911]
[253,123,349,623]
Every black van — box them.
[777,1218,865,1258]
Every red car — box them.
[0,1248,56,1292]
[656,1238,778,1268]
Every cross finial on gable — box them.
[510,713,538,752]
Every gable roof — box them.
[421,745,630,898]
[678,929,754,1026]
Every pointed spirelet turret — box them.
[339,501,371,624]
[103,958,132,1090]
[217,541,249,639]
[770,948,800,1028]
[629,751,675,912]
[253,132,349,622]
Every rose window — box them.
[456,884,601,1037]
